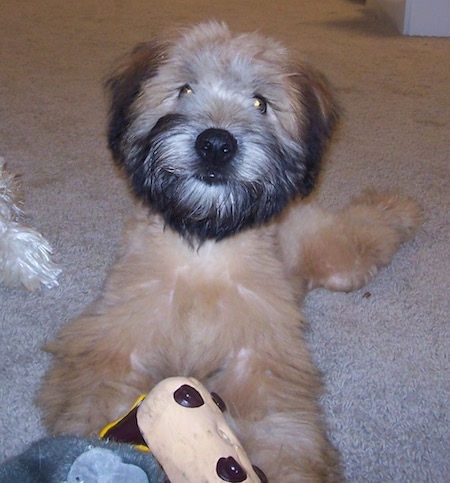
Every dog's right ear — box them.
[105,40,167,163]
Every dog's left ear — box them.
[105,40,168,164]
[292,63,340,195]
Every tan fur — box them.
[38,22,422,482]
[278,190,423,294]
[38,195,421,481]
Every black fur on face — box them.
[105,39,168,162]
[105,25,339,243]
[292,66,340,194]
[118,113,308,242]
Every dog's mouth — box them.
[197,169,227,185]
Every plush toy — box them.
[0,435,166,483]
[0,157,61,291]
[0,377,267,482]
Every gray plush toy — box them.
[0,436,166,483]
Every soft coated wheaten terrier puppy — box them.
[38,22,421,481]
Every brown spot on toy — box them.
[211,392,227,412]
[253,465,268,483]
[174,384,204,408]
[217,456,247,482]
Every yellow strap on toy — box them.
[99,394,149,452]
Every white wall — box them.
[367,0,450,36]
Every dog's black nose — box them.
[195,128,237,165]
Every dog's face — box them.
[106,22,338,242]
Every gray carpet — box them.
[1,1,449,481]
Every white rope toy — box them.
[0,157,61,291]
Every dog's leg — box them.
[37,313,158,436]
[277,190,422,293]
[209,346,342,482]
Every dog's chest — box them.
[123,221,291,377]
[162,241,255,331]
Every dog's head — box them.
[106,22,339,242]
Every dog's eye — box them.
[253,96,267,114]
[179,84,193,97]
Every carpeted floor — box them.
[1,1,449,481]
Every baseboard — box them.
[367,0,450,36]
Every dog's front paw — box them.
[320,190,423,292]
[351,189,423,242]
[280,190,422,293]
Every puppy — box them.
[38,22,421,481]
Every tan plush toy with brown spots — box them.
[101,377,267,482]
